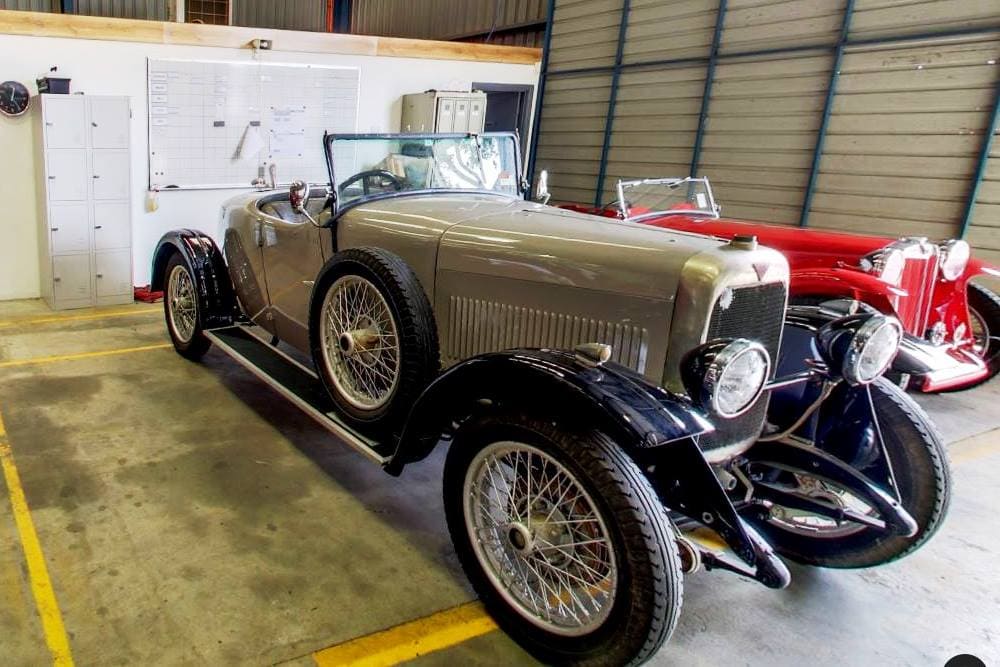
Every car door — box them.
[258,202,329,353]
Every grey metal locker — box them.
[34,94,134,310]
[400,91,488,133]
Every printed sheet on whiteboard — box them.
[147,59,359,189]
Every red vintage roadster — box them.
[561,176,1000,392]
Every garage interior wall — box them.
[0,13,539,301]
[533,0,1000,263]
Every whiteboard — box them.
[147,58,359,190]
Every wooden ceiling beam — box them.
[0,9,542,65]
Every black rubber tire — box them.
[754,378,951,568]
[163,253,211,361]
[443,413,683,666]
[964,282,1000,388]
[310,247,439,435]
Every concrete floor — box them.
[0,298,997,666]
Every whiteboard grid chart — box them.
[147,59,360,189]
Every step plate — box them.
[204,326,392,463]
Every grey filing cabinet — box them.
[34,94,133,310]
[400,91,487,133]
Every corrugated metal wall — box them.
[351,0,547,46]
[534,0,1000,263]
[75,0,166,19]
[232,0,326,32]
[0,0,166,19]
[972,132,1000,264]
[0,0,57,11]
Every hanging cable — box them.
[484,0,504,43]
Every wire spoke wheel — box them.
[463,441,617,636]
[969,305,991,358]
[748,378,950,568]
[766,473,877,539]
[167,264,198,344]
[320,275,401,411]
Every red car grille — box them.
[893,245,940,336]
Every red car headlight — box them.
[874,248,905,286]
[939,239,970,281]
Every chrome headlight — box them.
[876,248,906,285]
[682,339,771,418]
[818,315,902,386]
[939,239,970,281]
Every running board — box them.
[204,326,392,464]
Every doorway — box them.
[472,83,535,164]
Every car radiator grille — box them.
[896,251,940,336]
[699,282,787,453]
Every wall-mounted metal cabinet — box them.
[400,91,487,133]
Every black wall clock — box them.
[0,81,31,117]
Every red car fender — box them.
[967,257,1000,280]
[790,267,907,311]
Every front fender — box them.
[968,257,1000,280]
[150,229,236,329]
[791,267,906,309]
[389,348,791,587]
[387,349,713,473]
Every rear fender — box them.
[388,349,713,472]
[150,230,236,329]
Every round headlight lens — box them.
[707,340,770,418]
[939,239,970,281]
[844,318,902,385]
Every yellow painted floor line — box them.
[312,601,497,667]
[0,306,160,329]
[950,428,1000,464]
[0,343,172,369]
[0,409,75,666]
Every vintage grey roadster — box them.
[151,133,950,665]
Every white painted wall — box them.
[0,33,539,300]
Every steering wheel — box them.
[338,169,404,197]
[602,199,631,218]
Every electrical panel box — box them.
[400,90,487,133]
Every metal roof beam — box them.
[799,0,855,227]
[689,0,727,178]
[593,0,631,209]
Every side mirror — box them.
[534,170,551,205]
[289,180,310,213]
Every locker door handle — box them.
[53,277,61,282]
[92,122,98,127]
[96,274,103,279]
[92,175,101,179]
[51,227,59,232]
[94,225,103,230]
[45,121,53,126]
[48,175,56,180]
